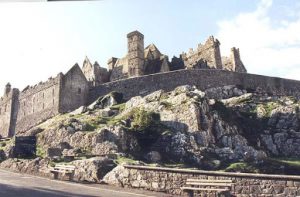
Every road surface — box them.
[0,169,173,197]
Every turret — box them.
[4,83,11,96]
[230,47,247,73]
[127,30,145,77]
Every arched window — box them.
[78,88,81,94]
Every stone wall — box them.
[122,165,300,196]
[0,89,19,138]
[89,69,300,103]
[59,64,89,113]
[16,75,62,134]
[181,36,222,69]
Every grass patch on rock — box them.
[114,155,141,165]
[36,145,46,158]
[224,162,259,173]
[110,103,126,112]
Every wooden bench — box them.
[50,164,75,180]
[181,179,233,197]
[0,137,11,142]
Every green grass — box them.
[36,145,46,158]
[128,108,160,132]
[0,138,13,151]
[269,157,300,168]
[114,155,140,165]
[224,162,259,173]
[262,102,278,117]
[110,103,126,112]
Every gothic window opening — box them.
[78,88,81,94]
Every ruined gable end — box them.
[59,64,89,113]
[82,57,94,82]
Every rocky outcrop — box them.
[71,157,116,183]
[13,84,299,173]
[103,165,130,187]
[0,158,50,176]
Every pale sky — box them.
[0,0,299,91]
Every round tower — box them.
[127,30,145,77]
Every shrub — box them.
[129,108,160,132]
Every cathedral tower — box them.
[127,30,145,77]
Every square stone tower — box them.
[127,30,145,77]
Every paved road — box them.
[0,169,173,197]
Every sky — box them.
[0,0,299,91]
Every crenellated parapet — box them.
[0,31,253,138]
[181,36,222,70]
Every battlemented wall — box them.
[181,36,222,69]
[0,64,89,136]
[89,69,300,103]
[122,165,300,196]
[16,75,62,134]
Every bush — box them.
[129,108,160,132]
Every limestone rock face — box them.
[71,157,116,183]
[88,92,123,110]
[0,158,50,175]
[15,85,300,173]
[103,165,130,186]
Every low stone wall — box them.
[89,69,300,103]
[122,165,300,196]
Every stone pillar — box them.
[127,30,145,77]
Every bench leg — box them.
[187,190,194,197]
[217,191,231,197]
[51,172,59,180]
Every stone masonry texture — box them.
[122,165,300,196]
[89,69,300,103]
[0,31,300,138]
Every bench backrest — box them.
[54,164,76,171]
[186,179,233,187]
[187,179,232,183]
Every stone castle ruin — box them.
[1,30,299,138]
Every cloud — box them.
[216,0,300,80]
